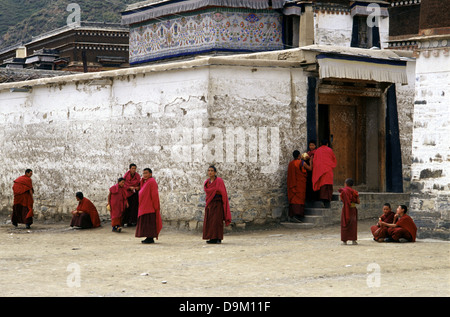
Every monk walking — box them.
[123,163,140,227]
[380,205,417,242]
[70,192,101,229]
[312,139,337,207]
[339,178,360,245]
[287,150,310,222]
[135,168,162,244]
[12,169,34,229]
[203,166,232,244]
[108,177,128,232]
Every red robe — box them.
[77,198,101,228]
[371,211,395,240]
[287,159,307,205]
[204,177,232,226]
[109,184,127,226]
[12,175,34,221]
[394,214,417,242]
[138,177,162,238]
[339,186,359,241]
[312,145,337,191]
[123,171,141,198]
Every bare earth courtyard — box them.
[0,218,449,298]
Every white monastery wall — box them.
[409,44,450,239]
[0,57,308,228]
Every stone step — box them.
[280,203,339,229]
[279,221,316,229]
[304,207,330,216]
[280,214,325,229]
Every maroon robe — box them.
[339,186,359,242]
[70,198,101,229]
[312,146,337,198]
[109,184,127,227]
[123,171,141,225]
[287,159,307,217]
[203,177,231,240]
[371,211,395,240]
[388,214,417,242]
[12,175,34,225]
[135,177,162,239]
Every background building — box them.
[0,22,129,72]
[0,0,448,239]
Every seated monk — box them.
[70,192,101,229]
[371,203,395,241]
[379,205,417,242]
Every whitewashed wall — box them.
[313,11,389,49]
[0,56,308,228]
[409,41,450,239]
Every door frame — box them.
[314,78,388,192]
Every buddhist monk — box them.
[306,140,318,202]
[203,166,232,244]
[339,178,360,245]
[122,163,140,227]
[11,169,34,229]
[135,168,162,244]
[371,203,395,241]
[287,150,310,222]
[108,177,128,233]
[312,139,337,207]
[380,205,417,242]
[70,192,101,229]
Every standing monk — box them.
[122,163,140,227]
[108,178,128,232]
[12,169,34,229]
[203,166,232,244]
[380,205,417,242]
[287,150,310,222]
[312,139,337,207]
[70,192,101,229]
[135,168,162,244]
[306,140,318,202]
[339,178,360,245]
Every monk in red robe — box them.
[108,178,128,232]
[122,163,140,226]
[287,150,310,222]
[70,192,101,229]
[339,178,360,245]
[380,205,417,242]
[12,169,34,229]
[135,168,162,244]
[312,139,337,206]
[203,166,232,244]
[306,140,318,202]
[371,203,395,241]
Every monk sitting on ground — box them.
[379,205,417,242]
[371,203,395,241]
[70,192,101,229]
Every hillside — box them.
[0,0,141,50]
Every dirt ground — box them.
[0,218,449,297]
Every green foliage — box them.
[0,0,141,49]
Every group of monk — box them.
[370,203,417,243]
[287,139,417,244]
[11,143,417,245]
[287,139,337,222]
[11,165,231,244]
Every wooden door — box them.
[329,105,357,187]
